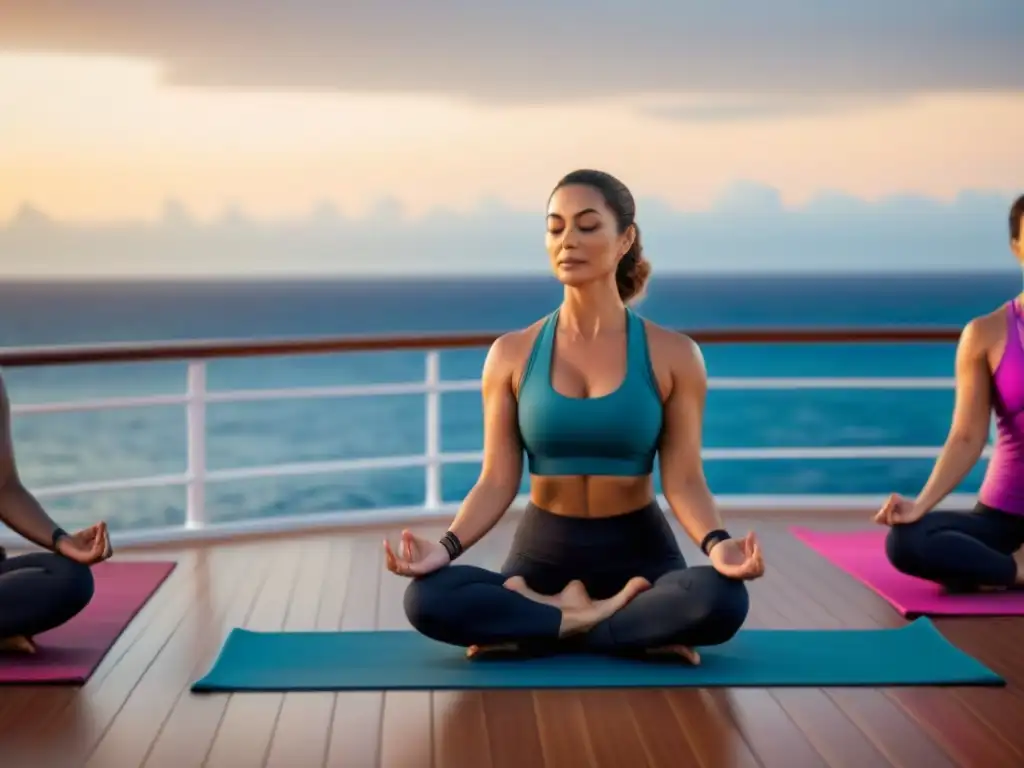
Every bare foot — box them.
[503,578,593,610]
[466,642,519,659]
[646,645,701,665]
[556,580,593,611]
[504,575,651,637]
[0,635,36,654]
[503,575,563,608]
[558,577,651,637]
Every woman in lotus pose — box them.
[383,169,764,662]
[877,193,1024,592]
[0,374,112,654]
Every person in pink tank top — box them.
[875,194,1024,592]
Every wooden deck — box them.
[1,510,1022,768]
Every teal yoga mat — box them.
[192,618,1002,692]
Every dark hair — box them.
[1010,194,1024,243]
[551,169,651,302]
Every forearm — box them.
[446,479,517,550]
[915,434,986,514]
[664,477,726,547]
[0,479,62,550]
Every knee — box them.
[402,568,459,636]
[885,523,923,573]
[701,574,750,641]
[669,569,750,643]
[50,556,95,613]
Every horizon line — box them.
[0,268,1020,284]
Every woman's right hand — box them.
[56,521,113,565]
[873,493,925,526]
[384,529,451,578]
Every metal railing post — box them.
[424,350,442,510]
[185,361,208,529]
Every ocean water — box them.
[0,272,1020,533]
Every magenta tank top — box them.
[978,300,1024,515]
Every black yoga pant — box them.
[0,552,95,639]
[885,503,1024,590]
[404,502,750,652]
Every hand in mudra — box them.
[709,532,764,581]
[383,529,451,578]
[873,493,924,527]
[56,522,113,566]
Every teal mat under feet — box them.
[192,617,1003,692]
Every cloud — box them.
[1,184,1019,277]
[2,1,1022,109]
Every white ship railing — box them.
[0,327,976,547]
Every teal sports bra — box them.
[516,307,664,476]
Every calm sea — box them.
[0,272,1019,532]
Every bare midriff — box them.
[529,474,656,518]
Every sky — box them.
[1,0,1022,277]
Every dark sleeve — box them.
[0,372,62,549]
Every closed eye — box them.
[547,223,600,235]
[547,208,602,235]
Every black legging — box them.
[885,502,1024,590]
[404,502,750,652]
[0,552,95,639]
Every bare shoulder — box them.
[485,318,547,389]
[641,320,705,381]
[961,305,1009,356]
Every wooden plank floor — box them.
[2,510,1023,768]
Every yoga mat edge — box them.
[190,617,1003,693]
[790,526,1024,617]
[1,560,177,686]
[789,526,913,617]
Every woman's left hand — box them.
[708,532,764,581]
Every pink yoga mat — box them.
[790,527,1024,617]
[0,560,176,684]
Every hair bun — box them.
[615,224,650,303]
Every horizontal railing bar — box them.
[205,454,430,482]
[0,326,962,368]
[9,377,957,416]
[0,332,497,367]
[709,377,956,390]
[204,382,430,403]
[11,393,190,415]
[435,380,483,393]
[10,383,460,415]
[25,445,992,499]
[704,446,994,460]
